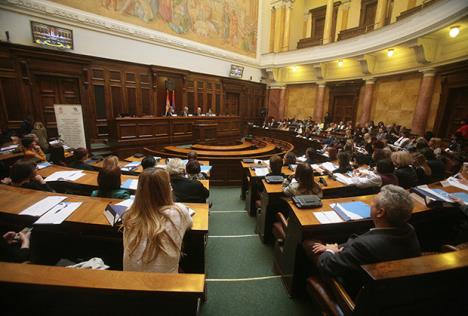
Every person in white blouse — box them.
[122,168,192,273]
[350,159,399,188]
[391,129,411,149]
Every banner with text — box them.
[53,104,86,149]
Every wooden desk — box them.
[192,141,252,151]
[193,123,218,144]
[124,155,210,166]
[164,143,277,157]
[279,185,465,296]
[0,262,205,315]
[37,165,209,192]
[0,185,208,272]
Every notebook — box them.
[121,179,138,190]
[332,201,371,221]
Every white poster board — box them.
[53,104,86,149]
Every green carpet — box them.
[201,187,319,316]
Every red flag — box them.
[165,89,170,115]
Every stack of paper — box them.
[34,202,81,224]
[335,173,354,185]
[320,162,338,173]
[447,177,468,191]
[314,211,344,224]
[45,171,85,182]
[20,196,67,216]
[297,156,307,163]
[254,167,269,177]
[121,161,140,172]
[331,201,371,221]
[121,179,138,190]
[201,165,212,174]
[36,162,52,169]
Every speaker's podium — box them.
[193,123,218,144]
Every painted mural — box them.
[50,0,259,57]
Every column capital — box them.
[268,83,287,90]
[316,81,327,87]
[364,77,376,84]
[419,68,436,77]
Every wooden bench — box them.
[306,249,468,315]
[0,262,205,315]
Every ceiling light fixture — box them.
[337,59,343,67]
[449,26,460,38]
[387,48,394,57]
[291,66,298,72]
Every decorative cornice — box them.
[0,0,260,67]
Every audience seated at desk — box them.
[9,159,53,192]
[283,151,296,166]
[49,143,67,166]
[0,228,31,263]
[123,168,192,273]
[350,158,399,188]
[167,158,209,203]
[332,152,353,174]
[391,151,418,189]
[21,134,46,162]
[69,147,95,171]
[308,185,421,296]
[186,160,207,181]
[283,164,322,197]
[92,156,131,199]
[141,155,157,170]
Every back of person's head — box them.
[10,159,36,184]
[187,151,198,160]
[21,135,35,149]
[391,151,413,168]
[97,166,121,192]
[415,137,429,150]
[376,185,414,227]
[376,159,395,174]
[337,152,351,168]
[428,137,442,149]
[123,168,175,263]
[305,147,314,160]
[269,155,283,175]
[373,140,385,150]
[33,122,45,130]
[141,156,156,170]
[420,147,436,161]
[166,158,185,176]
[49,143,65,165]
[283,151,296,165]
[295,163,316,193]
[186,159,201,175]
[73,147,88,162]
[102,155,119,170]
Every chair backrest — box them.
[0,262,205,316]
[354,250,468,315]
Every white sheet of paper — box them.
[335,174,353,185]
[20,196,67,216]
[314,211,343,224]
[447,177,468,191]
[116,198,134,208]
[320,162,337,173]
[34,202,81,224]
[45,171,85,182]
[254,168,270,177]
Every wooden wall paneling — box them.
[90,66,108,139]
[109,69,124,117]
[124,71,137,116]
[328,81,363,125]
[0,51,25,129]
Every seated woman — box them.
[69,147,95,171]
[333,152,353,174]
[283,163,322,197]
[412,152,432,185]
[186,159,207,180]
[391,151,418,189]
[102,155,119,169]
[21,134,46,162]
[187,151,198,161]
[167,158,209,203]
[49,143,66,166]
[350,159,399,188]
[283,151,297,166]
[91,164,131,199]
[10,159,53,192]
[141,156,156,170]
[305,147,315,165]
[122,168,192,273]
[420,147,446,182]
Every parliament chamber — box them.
[1,0,468,315]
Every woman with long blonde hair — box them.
[122,168,192,273]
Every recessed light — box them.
[337,60,343,67]
[449,26,460,38]
[387,49,394,57]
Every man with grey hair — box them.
[166,158,209,203]
[310,185,421,293]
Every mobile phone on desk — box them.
[319,177,328,186]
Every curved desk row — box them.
[191,141,253,151]
[164,143,277,157]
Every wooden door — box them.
[328,83,362,125]
[225,92,240,116]
[438,86,468,138]
[34,75,81,137]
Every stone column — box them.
[268,85,287,120]
[359,78,375,126]
[374,0,388,29]
[411,69,436,135]
[269,6,276,52]
[281,1,293,52]
[323,0,334,44]
[305,11,312,38]
[314,82,326,122]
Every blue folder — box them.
[451,192,468,204]
[333,201,371,221]
[200,165,212,173]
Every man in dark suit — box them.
[310,185,421,294]
[166,158,209,203]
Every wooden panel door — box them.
[34,75,81,137]
[438,86,468,138]
[328,83,362,125]
[361,0,378,30]
[225,92,240,116]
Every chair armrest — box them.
[306,276,345,316]
[275,212,288,230]
[329,277,355,314]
